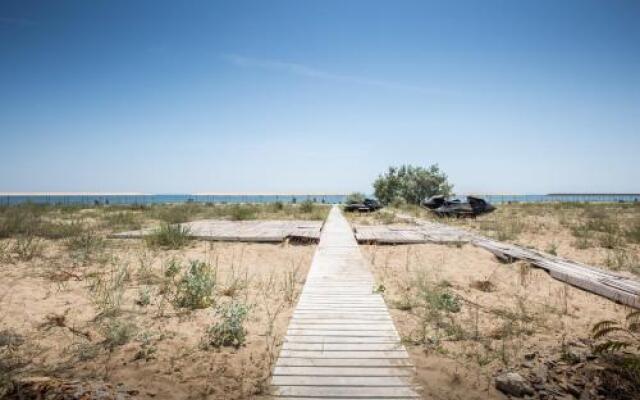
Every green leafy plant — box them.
[136,286,152,306]
[373,164,452,205]
[592,311,640,354]
[204,301,251,348]
[174,260,216,309]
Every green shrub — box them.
[136,287,152,306]
[204,301,250,348]
[271,201,284,212]
[229,205,256,221]
[101,319,137,350]
[373,164,452,205]
[174,260,216,309]
[145,224,191,249]
[300,200,314,213]
[163,258,182,278]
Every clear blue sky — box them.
[1,1,638,194]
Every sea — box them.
[1,193,639,206]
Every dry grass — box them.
[364,243,631,399]
[382,202,640,276]
[0,203,317,399]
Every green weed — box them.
[145,224,191,249]
[174,260,217,309]
[203,301,250,348]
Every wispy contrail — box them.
[222,53,442,95]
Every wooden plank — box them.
[270,206,419,398]
[272,366,414,377]
[282,343,405,351]
[288,324,397,331]
[271,386,420,398]
[111,219,323,243]
[271,376,413,386]
[284,336,401,344]
[287,330,399,337]
[278,350,409,359]
[275,358,414,367]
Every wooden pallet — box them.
[110,220,322,243]
[270,206,420,399]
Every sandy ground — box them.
[361,243,631,400]
[0,238,314,399]
[434,204,640,276]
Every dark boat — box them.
[344,198,383,212]
[422,195,495,217]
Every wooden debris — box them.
[110,220,322,243]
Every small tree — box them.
[373,164,452,205]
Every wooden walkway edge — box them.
[270,206,420,399]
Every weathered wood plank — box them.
[111,220,322,243]
[271,375,413,386]
[270,206,419,398]
[282,343,405,351]
[275,358,414,367]
[284,336,401,344]
[278,350,409,359]
[272,366,414,377]
[271,386,420,398]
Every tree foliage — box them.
[345,192,366,204]
[373,164,453,205]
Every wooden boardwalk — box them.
[270,206,420,399]
[111,220,322,243]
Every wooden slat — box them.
[270,206,419,398]
[276,358,414,367]
[272,366,414,377]
[271,376,412,386]
[272,386,420,398]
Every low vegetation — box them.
[203,301,251,348]
[365,243,636,399]
[173,260,217,309]
[0,202,317,399]
[145,223,191,249]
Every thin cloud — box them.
[222,54,441,94]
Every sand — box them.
[361,243,630,399]
[0,239,314,399]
